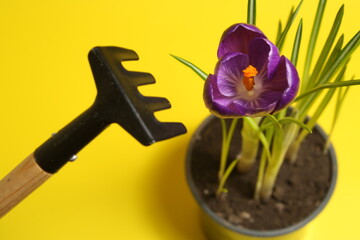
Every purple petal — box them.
[204,72,280,118]
[270,56,300,112]
[232,98,279,117]
[203,74,240,117]
[217,23,267,59]
[216,52,249,97]
[248,38,280,80]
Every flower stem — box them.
[260,168,280,200]
[260,115,299,200]
[237,117,261,173]
[260,143,285,201]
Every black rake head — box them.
[88,46,187,146]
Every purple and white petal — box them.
[203,74,240,117]
[271,56,300,112]
[217,23,267,58]
[248,37,280,80]
[216,52,249,97]
[204,23,300,118]
[231,98,278,117]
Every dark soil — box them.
[188,116,333,230]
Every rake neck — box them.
[34,104,109,174]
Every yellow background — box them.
[0,0,359,239]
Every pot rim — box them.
[186,115,337,237]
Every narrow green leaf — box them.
[259,117,271,131]
[276,20,282,43]
[276,0,303,52]
[218,118,238,180]
[340,84,350,103]
[276,6,293,50]
[254,127,274,200]
[220,118,227,141]
[324,74,352,151]
[265,114,284,149]
[266,114,282,131]
[291,19,303,66]
[333,86,350,130]
[311,64,346,124]
[318,31,360,85]
[296,64,347,146]
[279,117,312,133]
[247,0,256,25]
[301,0,327,92]
[219,118,228,180]
[221,188,228,193]
[217,158,240,196]
[171,55,208,80]
[298,30,359,114]
[308,5,344,89]
[296,79,360,101]
[227,118,239,145]
[296,35,343,116]
[297,30,360,115]
[320,34,344,76]
[224,159,240,180]
[324,85,350,150]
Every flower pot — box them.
[186,115,337,240]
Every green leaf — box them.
[333,86,350,129]
[279,117,312,133]
[254,127,274,200]
[247,0,256,25]
[219,118,228,180]
[297,30,359,116]
[296,64,348,146]
[217,158,240,196]
[265,114,283,133]
[324,84,350,150]
[308,5,344,89]
[223,158,239,181]
[291,19,303,67]
[221,188,229,193]
[218,118,239,180]
[295,79,360,101]
[220,118,227,141]
[339,84,351,104]
[301,0,327,92]
[296,35,344,116]
[318,31,360,85]
[227,118,239,144]
[276,0,303,52]
[276,20,282,43]
[265,115,284,156]
[171,55,208,81]
[309,65,344,126]
[320,34,344,76]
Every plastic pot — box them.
[186,115,337,240]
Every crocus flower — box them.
[204,23,299,118]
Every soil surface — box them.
[188,116,334,230]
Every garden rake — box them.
[0,46,186,218]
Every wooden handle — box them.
[0,153,52,218]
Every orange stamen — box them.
[242,65,258,91]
